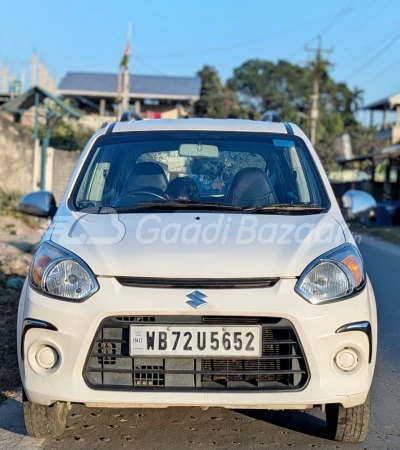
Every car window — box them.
[72,131,327,211]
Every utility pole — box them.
[305,36,333,146]
[121,23,132,113]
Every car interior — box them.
[75,137,319,210]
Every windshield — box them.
[72,131,328,212]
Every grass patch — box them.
[0,189,40,228]
[349,224,400,246]
[0,189,20,216]
[0,283,21,403]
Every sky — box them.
[1,0,399,120]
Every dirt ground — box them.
[0,215,44,403]
[349,223,400,245]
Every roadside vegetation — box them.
[0,282,20,403]
[0,213,42,403]
[194,61,381,171]
[0,189,20,217]
[350,223,400,246]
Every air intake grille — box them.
[84,316,309,391]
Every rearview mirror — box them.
[342,190,377,222]
[19,191,57,218]
[179,143,219,158]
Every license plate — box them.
[129,325,262,358]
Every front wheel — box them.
[326,394,370,443]
[23,393,67,438]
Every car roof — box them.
[110,118,290,134]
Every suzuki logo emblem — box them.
[186,291,208,309]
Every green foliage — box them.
[0,189,19,216]
[39,120,92,151]
[226,59,372,169]
[193,59,376,171]
[194,65,243,118]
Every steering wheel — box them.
[111,187,167,207]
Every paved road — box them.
[1,235,399,449]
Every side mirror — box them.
[342,190,377,222]
[19,191,57,218]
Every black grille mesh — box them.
[84,316,309,391]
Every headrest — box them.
[123,162,168,192]
[225,167,277,207]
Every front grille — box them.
[115,277,279,289]
[84,316,309,391]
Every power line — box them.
[289,0,358,61]
[363,56,400,83]
[318,0,358,36]
[135,8,358,60]
[340,27,397,66]
[335,0,391,46]
[344,28,400,79]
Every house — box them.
[364,93,400,145]
[58,71,201,128]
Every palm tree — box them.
[351,87,364,113]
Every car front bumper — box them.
[18,277,377,409]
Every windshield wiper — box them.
[244,204,326,214]
[109,200,244,213]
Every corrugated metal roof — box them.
[58,72,201,99]
[364,92,400,110]
[0,86,80,118]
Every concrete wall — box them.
[0,114,38,193]
[0,113,80,200]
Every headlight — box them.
[295,243,366,304]
[30,242,98,301]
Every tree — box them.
[228,58,366,168]
[38,120,93,151]
[194,66,224,118]
[194,65,242,118]
[227,59,312,121]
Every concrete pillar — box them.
[370,110,374,128]
[383,108,388,130]
[135,100,141,115]
[33,138,41,190]
[177,103,183,119]
[31,53,37,87]
[45,147,54,192]
[100,99,106,116]
[396,105,400,127]
[38,62,47,89]
[2,66,8,93]
[9,73,15,98]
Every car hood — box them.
[50,210,345,278]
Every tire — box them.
[23,393,67,438]
[326,394,370,443]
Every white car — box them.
[18,119,377,443]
